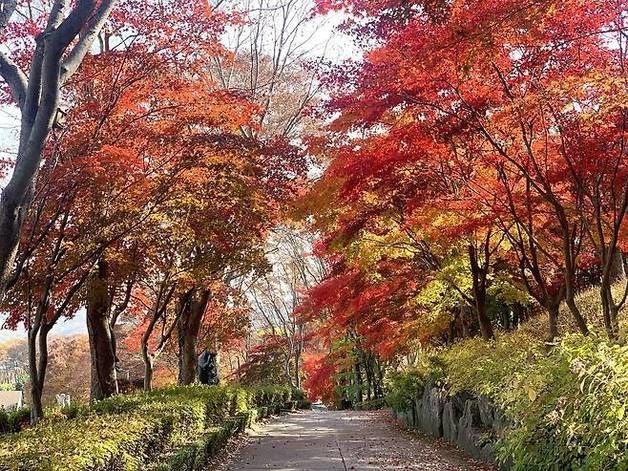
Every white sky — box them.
[0,106,19,175]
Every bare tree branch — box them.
[61,0,117,82]
[0,51,27,109]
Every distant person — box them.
[197,349,219,385]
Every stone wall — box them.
[392,382,507,466]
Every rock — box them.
[492,408,508,437]
[409,386,500,465]
[414,395,423,420]
[408,405,417,427]
[461,399,482,429]
[399,408,414,427]
[442,402,459,442]
[456,399,495,461]
[456,400,480,454]
[451,391,474,414]
[413,393,423,429]
[477,396,495,428]
[419,384,445,437]
[478,441,496,462]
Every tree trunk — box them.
[374,358,384,399]
[177,288,211,385]
[556,212,589,336]
[601,285,621,339]
[284,348,295,387]
[0,193,27,299]
[475,297,494,341]
[460,304,471,338]
[565,293,589,336]
[354,357,363,403]
[608,249,626,280]
[109,321,119,375]
[294,347,302,390]
[468,245,495,341]
[359,351,370,401]
[27,327,45,423]
[142,350,154,392]
[178,329,197,386]
[547,304,560,343]
[27,296,53,423]
[599,249,625,339]
[512,303,524,328]
[29,381,44,423]
[86,259,118,401]
[563,241,588,336]
[109,279,134,380]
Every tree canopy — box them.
[0,4,625,467]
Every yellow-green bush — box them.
[354,398,387,410]
[497,335,628,471]
[0,384,304,471]
[386,282,628,469]
[387,356,443,412]
[439,329,546,405]
[387,331,627,470]
[0,408,29,434]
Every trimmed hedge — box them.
[0,384,307,471]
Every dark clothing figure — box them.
[197,350,219,385]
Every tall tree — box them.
[308,0,625,344]
[0,0,116,298]
[248,227,326,388]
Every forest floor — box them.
[212,409,496,470]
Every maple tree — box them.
[289,0,627,404]
[0,0,623,440]
[0,0,299,415]
[0,0,116,298]
[0,52,170,416]
[302,0,626,359]
[84,2,310,392]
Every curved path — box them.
[218,409,495,471]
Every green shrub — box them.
[386,328,628,470]
[433,327,628,470]
[291,388,307,401]
[0,384,301,471]
[150,422,237,471]
[386,356,442,412]
[0,412,168,471]
[0,407,30,434]
[354,398,387,410]
[387,369,422,412]
[439,329,545,405]
[497,334,628,471]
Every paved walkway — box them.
[219,410,495,470]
